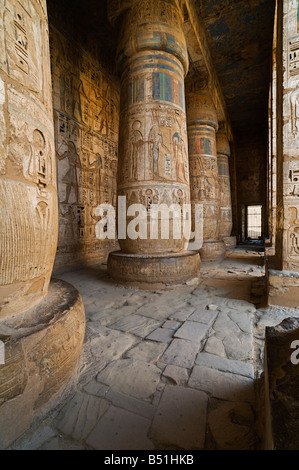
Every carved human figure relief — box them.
[130,120,143,181]
[290,88,299,135]
[56,141,81,204]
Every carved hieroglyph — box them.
[50,26,119,267]
[274,0,299,272]
[115,0,191,254]
[216,130,233,240]
[0,0,58,317]
[186,88,226,261]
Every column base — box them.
[199,240,226,262]
[222,236,237,249]
[107,250,200,288]
[267,269,299,308]
[0,279,86,449]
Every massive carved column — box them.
[216,129,236,249]
[107,0,199,286]
[186,88,226,262]
[267,0,299,307]
[0,0,85,448]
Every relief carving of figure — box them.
[56,141,81,204]
[148,124,163,176]
[28,129,52,196]
[290,88,299,136]
[172,133,187,183]
[130,120,143,180]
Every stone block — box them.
[161,339,200,368]
[150,385,208,449]
[174,321,210,343]
[86,406,154,450]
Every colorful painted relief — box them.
[50,28,119,259]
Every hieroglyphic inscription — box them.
[50,26,119,260]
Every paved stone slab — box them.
[188,366,254,402]
[204,335,227,358]
[105,390,156,420]
[168,306,196,321]
[150,385,208,449]
[222,333,253,361]
[174,321,210,344]
[162,320,181,330]
[96,359,161,399]
[124,341,167,363]
[137,297,187,320]
[87,325,138,364]
[195,352,254,378]
[161,339,200,368]
[227,311,253,334]
[188,309,218,326]
[55,392,109,441]
[146,328,174,343]
[162,365,189,385]
[109,315,161,338]
[86,406,155,450]
[84,380,110,398]
[212,312,242,337]
[208,401,256,450]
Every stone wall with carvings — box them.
[0,0,59,316]
[275,0,299,272]
[48,0,120,270]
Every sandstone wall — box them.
[48,0,120,271]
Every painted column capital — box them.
[113,0,188,76]
[216,129,231,157]
[186,89,218,131]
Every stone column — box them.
[186,87,226,262]
[267,0,299,307]
[216,129,236,249]
[107,0,199,286]
[0,0,85,448]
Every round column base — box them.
[199,240,226,262]
[222,236,237,249]
[107,250,200,288]
[0,279,86,449]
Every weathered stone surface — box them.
[188,365,254,402]
[195,352,254,378]
[84,380,110,398]
[268,271,299,308]
[0,279,86,449]
[96,359,161,399]
[146,328,174,343]
[150,385,208,449]
[162,365,189,385]
[109,315,161,338]
[221,333,254,361]
[124,341,167,363]
[105,390,156,420]
[0,0,58,318]
[168,306,196,321]
[204,335,227,358]
[264,317,299,450]
[87,324,137,365]
[208,401,256,450]
[162,320,181,330]
[187,309,218,326]
[55,392,109,441]
[86,406,154,450]
[174,321,210,343]
[108,252,200,287]
[161,339,200,368]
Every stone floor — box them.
[9,247,299,450]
